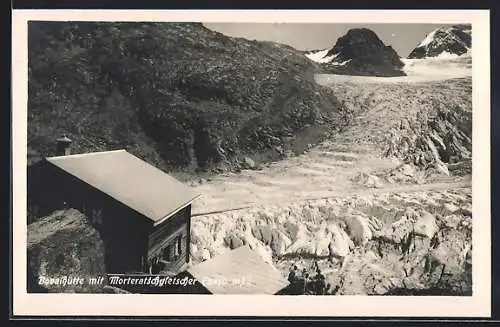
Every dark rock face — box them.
[28,22,347,175]
[323,28,405,77]
[27,209,107,293]
[408,24,471,59]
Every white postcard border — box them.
[12,9,491,317]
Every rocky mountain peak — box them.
[408,24,472,59]
[328,28,386,54]
[304,28,405,77]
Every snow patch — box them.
[399,55,471,81]
[417,30,437,48]
[435,48,472,59]
[331,59,352,66]
[435,51,461,59]
[305,49,339,63]
[315,54,471,84]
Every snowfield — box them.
[315,54,471,84]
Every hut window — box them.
[162,245,172,261]
[176,235,183,256]
[91,208,103,226]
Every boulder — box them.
[400,164,416,177]
[434,160,450,176]
[328,224,353,258]
[460,206,473,217]
[240,229,263,250]
[443,203,460,213]
[427,230,470,275]
[440,214,462,229]
[338,258,397,295]
[313,228,333,257]
[251,224,273,245]
[190,224,211,244]
[413,211,438,239]
[251,225,260,239]
[213,227,226,244]
[270,230,292,256]
[285,225,315,255]
[301,205,323,222]
[275,146,284,155]
[283,221,300,241]
[355,172,384,188]
[224,233,245,250]
[200,248,211,261]
[365,174,384,188]
[344,216,373,246]
[286,240,315,256]
[242,156,257,169]
[324,273,343,295]
[27,209,107,293]
[190,243,199,257]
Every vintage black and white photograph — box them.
[25,20,475,295]
[12,9,491,317]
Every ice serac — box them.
[305,28,406,77]
[191,189,472,296]
[408,24,472,59]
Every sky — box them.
[203,23,457,58]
